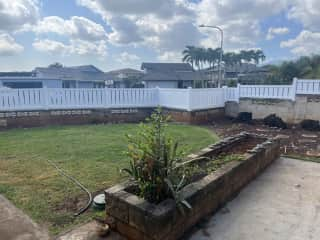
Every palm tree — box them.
[182,46,197,68]
[253,50,266,64]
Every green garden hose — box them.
[47,159,93,216]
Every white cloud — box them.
[0,0,39,32]
[196,0,289,50]
[31,16,108,42]
[108,16,143,44]
[0,33,23,55]
[117,52,140,63]
[33,39,107,57]
[76,0,198,49]
[76,0,191,19]
[280,30,320,56]
[29,16,108,57]
[157,51,182,62]
[266,27,290,40]
[288,0,320,31]
[32,39,69,54]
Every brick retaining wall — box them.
[0,107,225,129]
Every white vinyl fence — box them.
[239,84,294,100]
[0,78,319,112]
[0,88,158,111]
[296,79,320,95]
[158,88,226,111]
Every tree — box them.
[182,46,196,68]
[255,49,266,64]
[48,62,63,68]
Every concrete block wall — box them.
[0,107,225,129]
[225,95,320,124]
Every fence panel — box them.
[239,85,293,100]
[189,88,225,110]
[224,87,239,102]
[0,89,45,111]
[296,79,320,95]
[158,89,190,110]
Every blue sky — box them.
[0,0,319,71]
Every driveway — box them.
[188,157,320,240]
[0,195,49,240]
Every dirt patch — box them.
[209,118,320,160]
[54,189,107,218]
[220,137,265,155]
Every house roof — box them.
[141,63,194,72]
[34,65,106,81]
[104,68,143,82]
[0,72,34,77]
[140,62,207,82]
[141,71,208,82]
[105,68,142,75]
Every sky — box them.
[0,0,319,72]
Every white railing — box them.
[0,79,319,112]
[239,84,294,100]
[296,79,320,95]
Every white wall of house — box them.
[0,78,107,89]
[43,79,62,88]
[0,78,62,88]
[78,81,94,88]
[145,81,178,88]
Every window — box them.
[62,80,76,88]
[3,82,43,88]
[93,82,105,88]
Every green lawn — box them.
[0,123,218,235]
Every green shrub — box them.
[122,108,191,212]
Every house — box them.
[140,63,208,88]
[104,68,144,88]
[34,64,106,88]
[203,63,271,86]
[0,64,107,89]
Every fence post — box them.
[236,83,241,103]
[43,87,49,110]
[156,87,160,107]
[222,86,228,103]
[291,78,298,101]
[187,87,192,111]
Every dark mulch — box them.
[208,118,320,159]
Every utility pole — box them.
[199,25,224,88]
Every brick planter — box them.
[105,133,280,240]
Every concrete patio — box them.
[0,195,49,240]
[188,157,320,240]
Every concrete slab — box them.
[188,157,320,240]
[56,221,124,240]
[0,195,49,240]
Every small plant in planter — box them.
[121,108,191,212]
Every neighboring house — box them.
[0,71,46,88]
[204,63,270,86]
[104,68,144,88]
[0,64,107,89]
[141,63,208,88]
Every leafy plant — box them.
[122,108,191,210]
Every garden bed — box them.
[105,132,280,240]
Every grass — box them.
[0,123,218,235]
